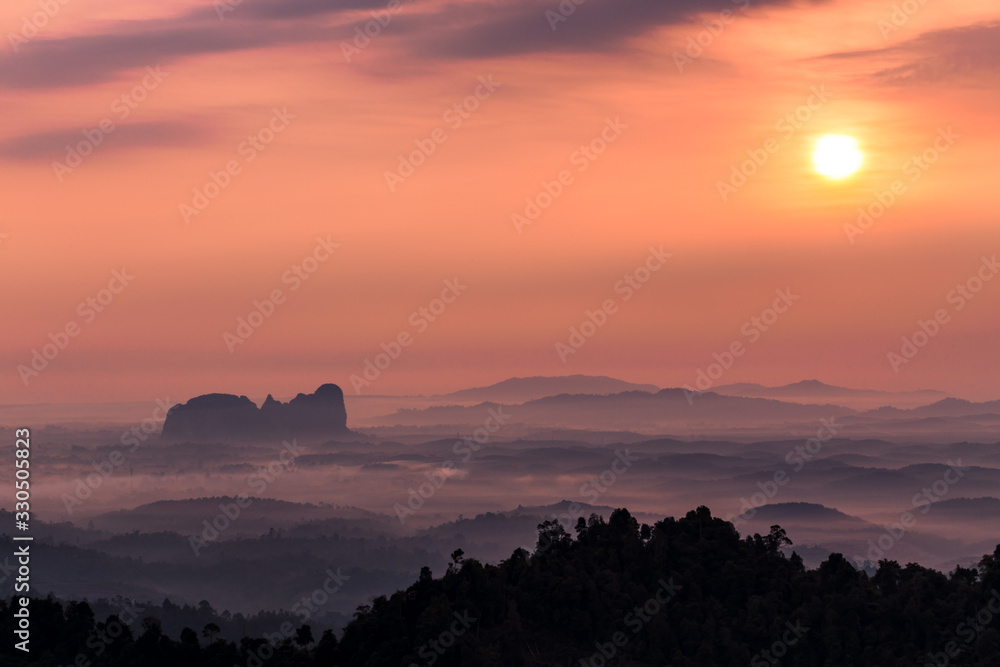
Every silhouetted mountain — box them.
[933,496,1000,513]
[363,387,1000,440]
[439,374,659,403]
[712,380,946,409]
[737,501,858,523]
[89,497,387,535]
[373,389,855,434]
[161,383,349,441]
[867,397,1000,419]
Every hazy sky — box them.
[2,0,998,404]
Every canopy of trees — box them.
[3,506,999,666]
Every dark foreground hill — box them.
[4,507,999,666]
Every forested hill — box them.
[4,507,1000,666]
[336,507,1000,666]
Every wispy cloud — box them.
[0,120,213,161]
[820,21,1000,86]
[1,0,829,89]
[874,22,1000,85]
[0,1,370,89]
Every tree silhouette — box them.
[4,507,999,667]
[202,622,221,642]
[294,624,314,647]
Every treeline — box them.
[3,506,999,666]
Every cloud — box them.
[819,21,1000,86]
[0,0,368,90]
[0,0,824,89]
[234,0,398,21]
[0,120,213,161]
[1,17,326,89]
[874,22,1000,85]
[403,0,759,59]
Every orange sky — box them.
[2,0,998,404]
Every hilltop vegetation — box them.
[4,507,999,666]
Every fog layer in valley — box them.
[2,376,997,637]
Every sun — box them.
[813,135,863,180]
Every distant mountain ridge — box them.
[712,380,947,409]
[737,501,860,523]
[375,387,857,434]
[714,379,940,397]
[368,379,1000,440]
[439,374,659,403]
[868,397,1000,418]
[437,376,960,411]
